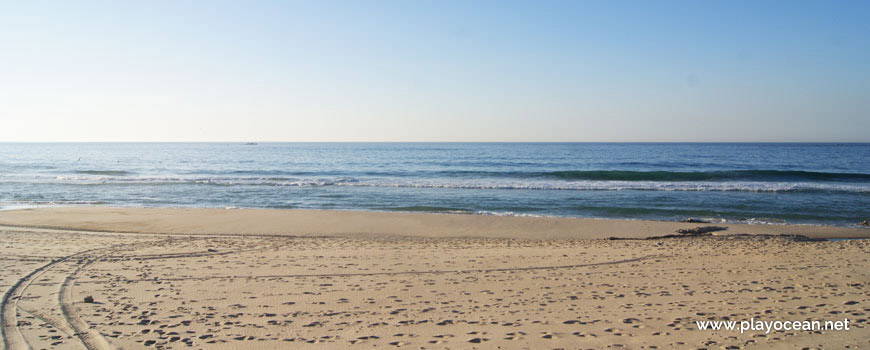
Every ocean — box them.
[1,142,868,226]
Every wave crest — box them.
[74,170,134,176]
[542,170,870,182]
[15,175,869,193]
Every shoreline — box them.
[0,206,867,239]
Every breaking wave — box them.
[539,170,870,182]
[14,175,869,193]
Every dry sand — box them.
[1,207,868,350]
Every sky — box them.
[1,0,868,142]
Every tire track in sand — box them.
[54,239,183,350]
[2,240,169,350]
[1,248,102,350]
[3,235,267,350]
[1,258,54,350]
[59,257,112,350]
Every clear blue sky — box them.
[1,1,868,142]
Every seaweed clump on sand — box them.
[607,225,825,242]
[675,226,728,236]
[605,226,727,240]
[647,227,825,242]
[642,226,729,239]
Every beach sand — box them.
[1,207,868,349]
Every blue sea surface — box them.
[1,143,868,226]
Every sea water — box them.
[1,143,868,226]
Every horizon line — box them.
[1,141,869,144]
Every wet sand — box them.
[1,208,868,349]
[1,207,868,240]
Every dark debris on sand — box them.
[607,225,826,242]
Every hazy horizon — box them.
[2,1,868,142]
[2,141,870,144]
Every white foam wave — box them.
[473,210,550,217]
[4,175,868,193]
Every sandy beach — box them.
[1,208,868,349]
